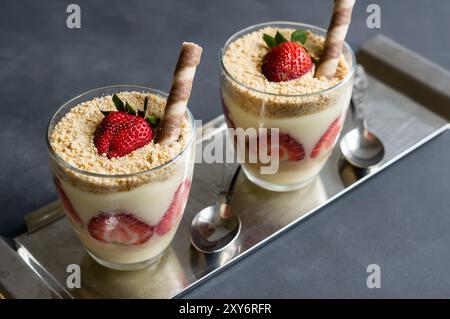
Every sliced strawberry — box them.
[249,132,305,162]
[155,180,191,236]
[277,133,306,161]
[88,212,153,245]
[53,177,83,227]
[310,117,342,159]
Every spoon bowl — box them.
[190,203,241,253]
[340,127,385,168]
[190,166,241,254]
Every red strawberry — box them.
[277,133,306,161]
[53,177,83,227]
[94,111,153,159]
[93,112,131,155]
[262,41,312,82]
[155,180,191,236]
[249,132,305,162]
[310,117,342,159]
[88,212,153,245]
[108,116,153,158]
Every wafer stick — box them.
[156,42,203,145]
[315,0,355,79]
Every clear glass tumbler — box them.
[220,22,355,192]
[46,85,195,270]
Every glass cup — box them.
[220,21,355,192]
[46,85,195,270]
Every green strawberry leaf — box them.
[138,96,149,117]
[146,115,160,129]
[291,29,307,45]
[143,96,148,115]
[274,31,288,45]
[263,34,277,48]
[125,101,137,115]
[112,94,125,112]
[311,55,320,66]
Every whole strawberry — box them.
[94,94,160,159]
[261,30,313,82]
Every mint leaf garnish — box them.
[274,31,288,45]
[112,94,125,112]
[146,115,160,129]
[263,34,277,48]
[291,29,307,45]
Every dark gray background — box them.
[0,0,449,298]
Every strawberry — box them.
[262,30,312,82]
[94,94,159,158]
[249,132,305,162]
[108,116,153,158]
[88,212,153,245]
[277,133,306,161]
[310,117,342,159]
[94,112,153,158]
[53,177,83,227]
[155,180,191,236]
[94,111,133,155]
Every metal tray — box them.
[3,35,450,298]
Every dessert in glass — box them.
[220,22,355,191]
[46,86,195,270]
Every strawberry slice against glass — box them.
[310,117,342,159]
[248,132,305,163]
[53,177,83,228]
[88,212,153,245]
[155,180,192,236]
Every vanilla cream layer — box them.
[77,224,179,265]
[223,89,347,156]
[60,166,190,264]
[222,89,350,186]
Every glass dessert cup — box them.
[46,85,195,271]
[220,22,355,192]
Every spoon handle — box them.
[218,166,241,205]
[351,64,369,132]
[350,99,367,134]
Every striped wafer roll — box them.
[156,42,203,145]
[315,0,355,79]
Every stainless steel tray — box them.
[3,35,450,299]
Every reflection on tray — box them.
[231,174,328,233]
[187,172,328,284]
[72,247,187,299]
[189,240,241,280]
